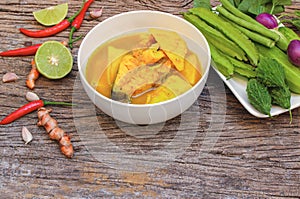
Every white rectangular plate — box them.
[212,66,300,118]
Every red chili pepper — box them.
[0,41,67,57]
[0,43,42,57]
[69,0,95,49]
[19,3,85,38]
[0,100,74,125]
[20,20,71,38]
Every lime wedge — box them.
[35,41,73,79]
[33,3,68,26]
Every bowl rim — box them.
[78,10,211,108]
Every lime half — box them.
[33,3,68,26]
[35,41,73,79]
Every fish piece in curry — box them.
[85,28,202,104]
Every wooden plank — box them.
[0,0,300,198]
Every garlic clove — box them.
[2,72,19,83]
[26,91,40,101]
[90,7,103,19]
[22,127,33,145]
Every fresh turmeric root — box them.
[26,60,39,89]
[37,107,74,158]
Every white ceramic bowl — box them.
[78,10,211,124]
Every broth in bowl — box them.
[78,10,211,124]
[85,28,202,104]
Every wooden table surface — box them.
[1,0,300,198]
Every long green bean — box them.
[226,56,256,78]
[219,0,264,23]
[209,43,234,79]
[216,5,280,42]
[219,15,276,48]
[189,7,259,65]
[183,13,247,61]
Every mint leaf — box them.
[237,0,253,13]
[237,0,290,15]
[272,0,291,6]
[233,0,242,7]
[270,0,291,13]
[193,0,211,9]
[249,5,265,15]
[264,3,284,14]
[238,0,268,14]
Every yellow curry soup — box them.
[85,28,202,104]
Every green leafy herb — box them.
[233,0,291,15]
[193,0,211,9]
[249,3,284,15]
[247,56,292,117]
[269,85,292,122]
[269,85,291,109]
[237,0,263,14]
[228,0,240,7]
[270,0,291,14]
[233,0,242,7]
[256,57,286,88]
[247,78,272,116]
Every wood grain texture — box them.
[0,0,300,198]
